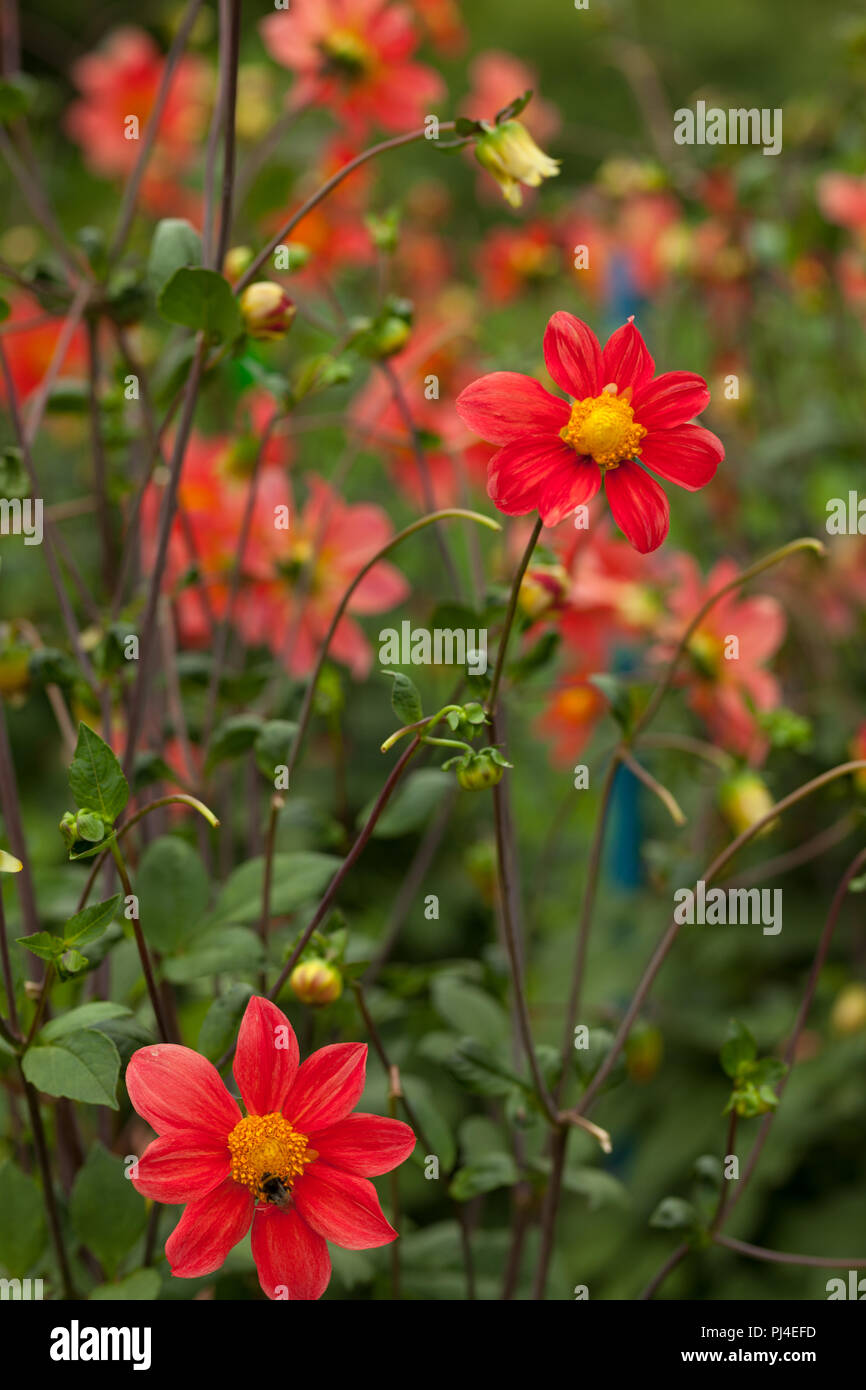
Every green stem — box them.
[108,840,171,1043]
[486,516,543,715]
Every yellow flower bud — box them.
[718,771,777,838]
[474,120,560,208]
[831,983,866,1036]
[289,959,343,1006]
[239,281,296,340]
[223,245,255,283]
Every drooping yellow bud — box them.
[474,120,560,208]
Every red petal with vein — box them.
[125,1044,241,1140]
[308,1113,416,1176]
[233,996,299,1117]
[251,1206,331,1301]
[293,1163,397,1249]
[132,1134,229,1204]
[543,311,603,398]
[633,371,710,429]
[165,1180,254,1278]
[284,1042,367,1132]
[605,460,670,553]
[639,423,724,491]
[537,456,601,527]
[455,372,569,444]
[487,435,576,516]
[601,320,655,392]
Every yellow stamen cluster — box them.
[227,1113,312,1199]
[561,389,646,469]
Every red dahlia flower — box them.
[126,997,415,1300]
[456,312,724,553]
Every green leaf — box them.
[137,837,210,953]
[720,1019,757,1079]
[399,1074,455,1171]
[64,895,123,947]
[69,1144,147,1275]
[40,1002,131,1042]
[649,1196,697,1231]
[158,266,242,342]
[147,218,202,294]
[0,75,37,123]
[206,713,264,771]
[561,1166,629,1211]
[163,926,263,982]
[198,982,254,1060]
[22,1028,120,1108]
[383,670,423,725]
[16,931,64,963]
[363,769,452,839]
[449,1152,519,1201]
[69,723,129,824]
[254,719,298,778]
[206,851,339,928]
[0,1161,46,1273]
[445,1039,526,1099]
[432,975,509,1048]
[90,1269,161,1301]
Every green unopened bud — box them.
[452,747,512,791]
[290,959,343,1006]
[474,119,560,208]
[239,281,297,340]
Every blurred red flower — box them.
[655,555,786,762]
[260,0,444,136]
[65,27,209,213]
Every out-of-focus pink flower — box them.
[65,27,209,212]
[478,221,561,304]
[538,679,607,765]
[565,192,682,304]
[461,51,560,144]
[818,173,866,236]
[413,0,467,56]
[655,555,786,762]
[0,292,87,401]
[260,0,444,136]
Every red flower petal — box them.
[233,996,299,1117]
[487,435,576,516]
[456,372,569,444]
[132,1134,229,1204]
[308,1113,416,1176]
[543,312,602,399]
[126,1044,241,1140]
[293,1163,397,1249]
[601,319,655,393]
[639,423,724,492]
[284,1042,367,1132]
[537,456,601,527]
[604,460,670,553]
[251,1206,331,1301]
[633,371,710,429]
[165,1179,253,1278]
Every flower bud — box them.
[718,770,776,837]
[453,748,510,791]
[831,983,866,1036]
[474,120,560,208]
[290,959,343,1006]
[223,245,255,283]
[239,281,296,340]
[518,562,569,620]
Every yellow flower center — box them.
[321,29,374,78]
[561,387,646,469]
[687,628,724,678]
[227,1113,314,1201]
[556,686,598,722]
